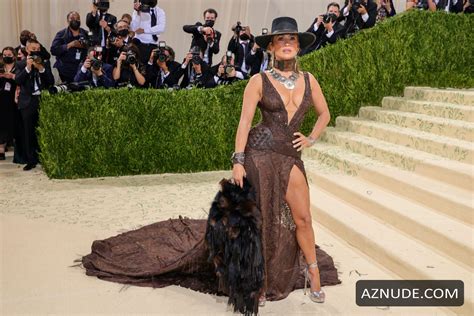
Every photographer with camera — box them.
[51,11,89,83]
[206,51,247,88]
[74,45,114,88]
[16,30,51,63]
[131,0,166,65]
[227,23,254,75]
[176,46,211,89]
[183,8,221,67]
[406,0,464,12]
[86,0,117,49]
[0,47,18,161]
[146,42,181,89]
[105,20,133,66]
[112,44,146,87]
[300,2,344,56]
[244,29,271,76]
[341,0,377,37]
[15,39,54,171]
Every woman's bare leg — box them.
[285,165,321,291]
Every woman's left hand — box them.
[292,132,316,152]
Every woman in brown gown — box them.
[232,16,333,305]
[81,16,340,315]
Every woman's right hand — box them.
[232,163,246,188]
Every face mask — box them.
[240,33,250,41]
[118,29,129,37]
[69,20,81,31]
[3,56,14,64]
[204,20,215,28]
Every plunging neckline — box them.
[264,71,307,126]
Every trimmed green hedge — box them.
[39,10,474,179]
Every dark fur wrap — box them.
[205,178,264,316]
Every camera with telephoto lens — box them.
[120,46,137,65]
[153,41,167,63]
[190,46,202,65]
[323,13,337,24]
[233,21,242,34]
[224,51,234,76]
[79,32,94,48]
[49,81,92,94]
[261,28,268,35]
[135,0,157,13]
[29,51,43,64]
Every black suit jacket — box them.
[15,59,55,109]
[183,22,221,66]
[341,0,377,36]
[245,47,264,76]
[301,20,344,55]
[146,60,181,88]
[227,36,255,73]
[86,11,117,46]
[176,61,211,89]
[205,63,247,88]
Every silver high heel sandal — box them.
[304,261,326,303]
[258,295,266,307]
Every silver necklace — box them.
[268,68,299,90]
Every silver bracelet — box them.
[231,152,245,165]
[308,136,317,146]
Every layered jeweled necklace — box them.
[268,68,299,90]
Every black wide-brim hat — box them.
[255,16,316,51]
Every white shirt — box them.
[131,6,166,44]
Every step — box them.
[382,97,474,123]
[404,86,474,106]
[358,106,474,142]
[310,221,452,315]
[303,143,473,225]
[320,128,474,191]
[305,159,474,270]
[335,116,474,165]
[308,184,473,315]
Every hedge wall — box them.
[39,10,474,179]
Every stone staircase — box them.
[303,87,474,315]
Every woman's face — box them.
[2,49,14,59]
[269,34,299,61]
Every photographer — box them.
[86,0,117,48]
[131,0,166,64]
[51,11,89,83]
[182,8,221,67]
[146,43,181,89]
[15,39,54,171]
[406,0,463,11]
[16,30,51,62]
[74,45,114,88]
[176,46,211,89]
[206,52,247,88]
[227,23,254,75]
[341,0,377,37]
[300,2,344,56]
[105,19,133,66]
[0,47,18,161]
[375,0,396,23]
[112,44,146,87]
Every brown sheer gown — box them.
[81,71,341,303]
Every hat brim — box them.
[255,31,316,51]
